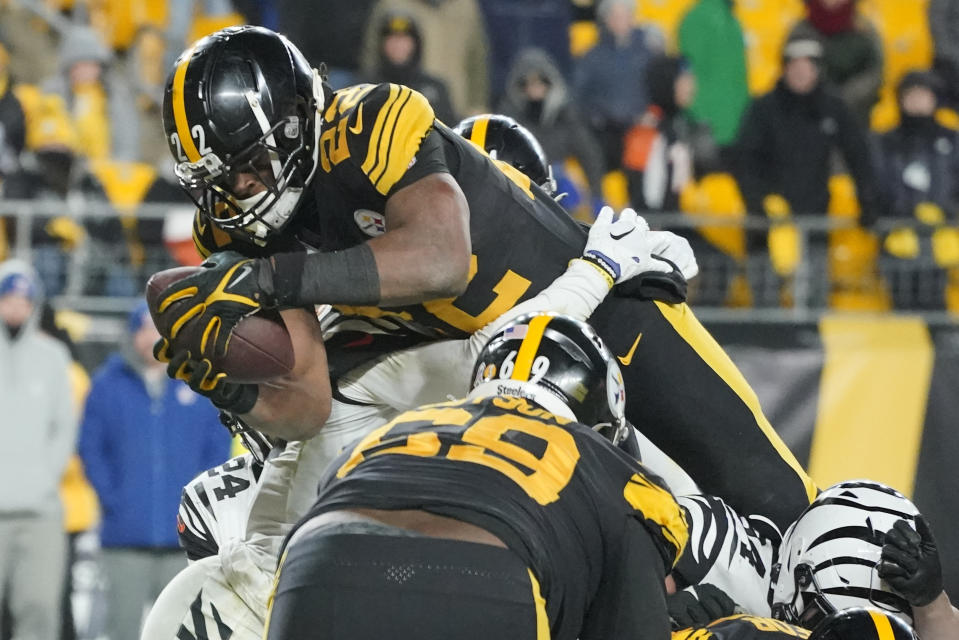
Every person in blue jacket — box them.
[78,301,230,640]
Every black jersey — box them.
[296,395,688,640]
[193,82,818,532]
[674,615,810,640]
[194,82,587,340]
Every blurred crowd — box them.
[1,0,959,311]
[0,1,957,638]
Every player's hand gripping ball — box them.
[146,263,293,384]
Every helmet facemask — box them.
[770,480,919,629]
[176,69,325,244]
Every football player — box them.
[666,479,958,640]
[266,312,688,640]
[149,208,700,638]
[453,114,558,196]
[152,25,816,531]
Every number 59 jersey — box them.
[178,454,261,561]
[302,395,690,640]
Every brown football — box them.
[145,266,294,383]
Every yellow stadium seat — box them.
[861,0,933,99]
[735,0,805,95]
[15,85,79,152]
[678,172,747,260]
[89,160,158,267]
[826,174,889,310]
[570,20,600,57]
[636,0,696,51]
[189,12,245,44]
[601,170,630,210]
[936,107,959,130]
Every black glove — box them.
[878,516,943,607]
[162,348,259,414]
[156,250,275,359]
[614,258,688,304]
[667,583,737,629]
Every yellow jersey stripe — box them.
[469,116,490,150]
[527,568,550,640]
[653,301,818,503]
[373,90,435,194]
[361,85,401,177]
[171,46,201,162]
[809,316,932,496]
[369,87,412,187]
[623,473,689,563]
[512,315,553,382]
[868,609,895,640]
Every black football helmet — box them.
[468,312,627,443]
[453,114,557,196]
[162,26,325,244]
[810,608,918,640]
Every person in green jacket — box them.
[678,0,750,150]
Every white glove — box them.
[581,206,672,285]
[648,230,699,281]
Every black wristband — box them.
[270,244,381,307]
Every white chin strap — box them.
[467,380,577,422]
[235,187,304,241]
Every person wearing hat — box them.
[869,70,959,309]
[622,55,733,306]
[735,32,878,307]
[573,0,664,169]
[0,258,77,640]
[366,12,456,124]
[78,301,229,640]
[788,0,883,130]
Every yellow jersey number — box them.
[335,397,581,505]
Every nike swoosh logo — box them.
[610,229,634,241]
[229,264,253,289]
[349,103,364,135]
[617,332,643,366]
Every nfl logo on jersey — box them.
[354,209,386,237]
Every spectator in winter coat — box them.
[622,55,729,305]
[365,12,456,124]
[361,0,491,115]
[42,25,139,162]
[499,48,607,210]
[78,302,229,640]
[0,259,77,640]
[871,71,959,309]
[788,0,884,129]
[678,0,750,151]
[573,0,663,169]
[736,34,878,305]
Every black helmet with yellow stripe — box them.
[453,114,557,196]
[810,608,918,640]
[469,312,627,443]
[162,26,325,244]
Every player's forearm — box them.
[366,214,470,305]
[914,592,959,640]
[266,193,470,307]
[236,308,332,441]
